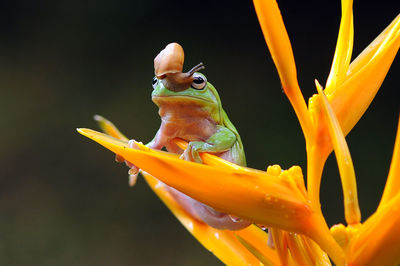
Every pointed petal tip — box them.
[76,127,92,136]
[76,128,129,149]
[93,114,104,121]
[76,127,94,140]
[315,79,323,92]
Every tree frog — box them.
[124,43,251,230]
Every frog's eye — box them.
[152,76,158,89]
[191,74,207,90]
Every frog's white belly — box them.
[149,99,251,230]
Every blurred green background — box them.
[1,0,399,265]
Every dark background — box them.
[1,0,399,265]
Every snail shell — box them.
[154,43,184,78]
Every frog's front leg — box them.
[119,128,166,166]
[123,129,168,186]
[181,125,236,163]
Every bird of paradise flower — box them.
[78,0,400,265]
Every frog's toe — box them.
[126,166,140,187]
[128,139,140,149]
[115,154,125,163]
[124,139,142,168]
[191,150,202,163]
[128,170,139,187]
[115,154,135,169]
[180,148,192,161]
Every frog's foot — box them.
[115,154,125,163]
[179,141,203,163]
[193,201,252,230]
[128,168,139,187]
[166,186,251,230]
[125,139,143,186]
[179,149,192,161]
[114,139,142,186]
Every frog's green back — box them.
[207,81,246,166]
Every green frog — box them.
[124,43,250,230]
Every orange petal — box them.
[271,229,289,266]
[143,172,277,265]
[285,233,314,266]
[77,128,345,265]
[93,114,129,141]
[305,131,330,213]
[347,193,400,265]
[344,14,400,83]
[252,0,297,90]
[378,115,400,209]
[327,15,400,136]
[301,236,331,265]
[325,0,354,91]
[252,0,312,141]
[316,81,361,225]
[234,232,278,266]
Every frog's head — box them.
[151,43,222,121]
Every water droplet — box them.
[229,215,242,223]
[188,222,193,231]
[154,181,163,189]
[258,224,267,231]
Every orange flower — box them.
[78,0,399,264]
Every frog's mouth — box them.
[152,95,214,105]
